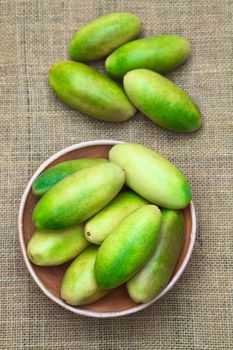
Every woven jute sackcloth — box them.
[1,0,232,349]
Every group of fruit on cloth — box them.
[28,143,190,306]
[50,12,202,132]
[27,12,200,306]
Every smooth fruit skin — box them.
[124,69,202,132]
[94,205,162,289]
[127,209,184,303]
[32,162,125,229]
[85,190,148,245]
[109,143,191,209]
[32,158,107,198]
[69,12,141,62]
[49,61,136,122]
[61,246,108,306]
[106,35,190,79]
[27,224,90,266]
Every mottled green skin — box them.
[109,143,191,209]
[85,190,148,245]
[33,162,125,229]
[49,61,136,122]
[124,69,202,132]
[106,35,190,79]
[69,12,141,62]
[127,209,184,303]
[61,246,108,306]
[94,205,161,289]
[32,158,107,198]
[27,224,90,266]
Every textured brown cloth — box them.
[1,0,232,349]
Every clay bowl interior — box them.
[18,140,196,318]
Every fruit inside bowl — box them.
[18,140,196,318]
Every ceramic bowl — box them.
[18,140,196,318]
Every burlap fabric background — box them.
[1,0,232,349]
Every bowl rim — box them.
[18,139,197,318]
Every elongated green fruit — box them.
[32,158,107,198]
[94,205,161,289]
[49,61,136,122]
[27,224,90,266]
[33,162,125,229]
[69,12,141,62]
[85,191,148,245]
[61,246,108,306]
[109,143,191,209]
[106,35,190,79]
[127,209,184,303]
[124,69,202,132]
